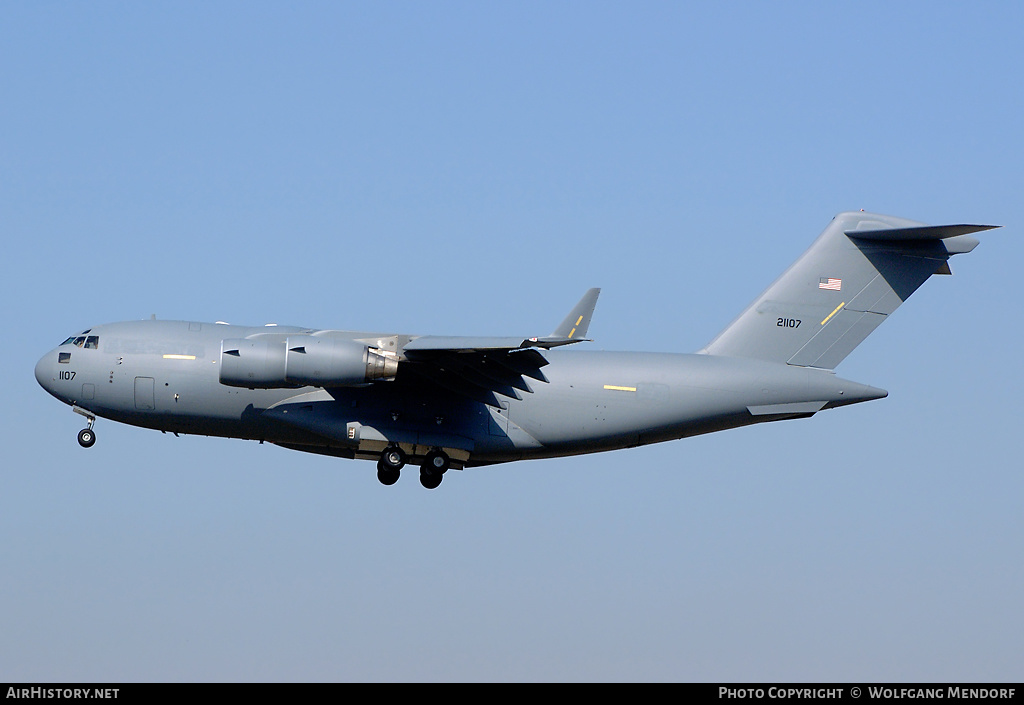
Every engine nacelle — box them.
[219,338,290,388]
[219,336,398,388]
[284,335,397,386]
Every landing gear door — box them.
[488,401,509,436]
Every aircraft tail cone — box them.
[826,377,888,409]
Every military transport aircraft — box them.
[36,212,997,489]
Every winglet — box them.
[551,288,601,340]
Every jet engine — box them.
[282,335,398,387]
[219,336,397,388]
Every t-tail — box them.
[701,212,998,369]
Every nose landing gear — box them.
[73,406,96,448]
[77,427,96,448]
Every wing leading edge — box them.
[402,287,601,354]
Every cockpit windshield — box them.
[60,330,97,348]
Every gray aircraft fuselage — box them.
[34,318,885,464]
[34,212,996,488]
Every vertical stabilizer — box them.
[700,212,997,369]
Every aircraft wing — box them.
[403,287,602,354]
[404,336,548,352]
[398,288,600,406]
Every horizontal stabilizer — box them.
[845,223,998,241]
[747,401,827,416]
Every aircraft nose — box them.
[35,351,56,393]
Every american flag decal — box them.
[818,277,842,291]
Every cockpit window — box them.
[58,352,71,364]
[60,330,91,346]
[84,336,99,349]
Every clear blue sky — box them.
[2,2,1021,682]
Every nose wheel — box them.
[77,427,96,448]
[73,406,96,448]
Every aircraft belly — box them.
[257,387,537,464]
[512,383,746,453]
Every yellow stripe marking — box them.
[820,302,846,326]
[603,384,637,392]
[162,354,196,360]
[568,327,576,338]
[575,315,583,325]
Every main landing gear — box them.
[74,406,96,448]
[375,446,451,489]
[419,449,450,490]
[376,445,405,486]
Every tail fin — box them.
[701,212,997,369]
